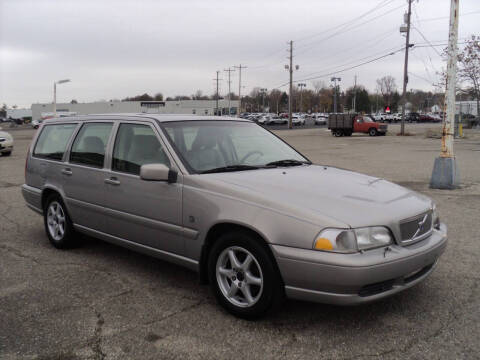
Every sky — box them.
[0,0,479,108]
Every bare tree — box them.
[312,80,326,94]
[268,89,283,114]
[376,76,397,107]
[457,35,480,116]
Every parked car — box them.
[268,116,288,125]
[292,116,305,126]
[32,119,43,129]
[329,113,387,136]
[406,112,420,123]
[314,115,327,126]
[0,131,13,156]
[23,114,447,318]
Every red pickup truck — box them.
[328,113,388,137]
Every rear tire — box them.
[208,231,283,319]
[43,194,77,249]
[369,128,378,136]
[2,151,12,156]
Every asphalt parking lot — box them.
[1,124,479,359]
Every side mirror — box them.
[140,164,177,183]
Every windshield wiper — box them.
[265,159,311,167]
[200,165,261,174]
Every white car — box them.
[268,116,288,125]
[292,116,305,126]
[314,115,327,125]
[32,119,43,129]
[0,131,13,156]
[257,115,271,125]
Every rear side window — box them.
[33,124,77,161]
[70,123,113,168]
[112,123,170,175]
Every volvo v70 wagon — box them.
[22,114,447,318]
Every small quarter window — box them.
[33,124,77,161]
[112,123,170,175]
[70,123,113,168]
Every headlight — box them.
[432,204,440,230]
[313,226,393,253]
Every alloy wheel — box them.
[216,246,264,308]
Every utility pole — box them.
[224,68,235,116]
[288,41,293,128]
[213,71,221,116]
[297,83,306,113]
[284,41,299,128]
[353,75,357,113]
[331,77,341,113]
[400,0,413,135]
[430,0,460,189]
[234,64,247,116]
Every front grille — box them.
[379,125,388,131]
[400,211,433,243]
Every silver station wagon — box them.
[22,114,447,318]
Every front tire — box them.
[2,151,12,156]
[369,128,378,136]
[208,231,283,319]
[43,194,76,249]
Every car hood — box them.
[201,165,432,228]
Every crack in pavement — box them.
[89,310,105,360]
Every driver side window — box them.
[112,123,170,175]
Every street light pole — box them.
[53,79,71,117]
[331,77,341,113]
[297,83,306,113]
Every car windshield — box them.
[162,120,309,173]
[364,117,374,123]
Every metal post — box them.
[331,77,341,113]
[400,0,412,135]
[288,40,293,129]
[53,82,57,117]
[298,83,306,113]
[430,0,460,189]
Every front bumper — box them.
[0,142,13,152]
[271,223,447,305]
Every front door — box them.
[103,122,184,255]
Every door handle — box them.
[104,177,121,186]
[61,168,72,176]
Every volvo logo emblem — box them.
[411,214,429,240]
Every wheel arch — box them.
[41,186,67,211]
[198,222,284,286]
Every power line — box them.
[295,0,397,43]
[272,46,406,89]
[294,2,405,57]
[414,10,480,23]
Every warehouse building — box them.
[31,99,240,120]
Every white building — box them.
[6,108,32,119]
[455,101,478,116]
[31,99,240,121]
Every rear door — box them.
[62,121,114,232]
[103,121,184,255]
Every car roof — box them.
[43,113,252,124]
